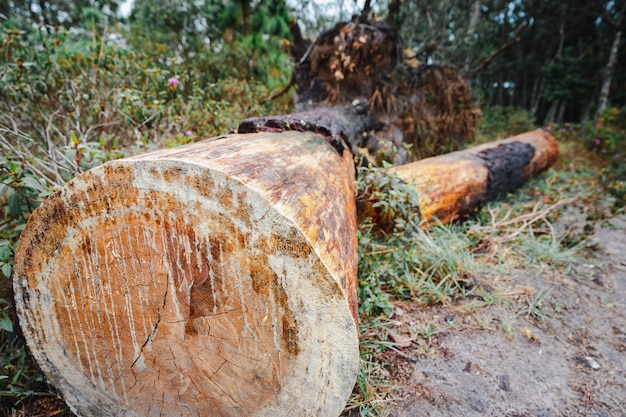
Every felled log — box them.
[389,130,559,224]
[13,132,359,417]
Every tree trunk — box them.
[530,76,543,118]
[556,101,566,125]
[387,130,559,224]
[595,30,622,122]
[544,100,559,125]
[464,0,482,71]
[13,132,359,417]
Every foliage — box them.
[349,165,475,415]
[129,0,293,92]
[393,0,625,125]
[583,107,626,169]
[476,106,537,140]
[0,25,287,152]
[579,106,626,208]
[541,48,597,109]
[1,0,120,30]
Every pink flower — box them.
[185,130,193,136]
[168,77,180,89]
[594,138,601,145]
[615,154,622,159]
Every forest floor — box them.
[384,202,626,415]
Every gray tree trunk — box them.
[595,30,622,122]
[464,0,482,71]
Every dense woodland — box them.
[2,0,625,125]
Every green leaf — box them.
[7,190,21,219]
[1,262,11,278]
[0,316,13,333]
[21,175,45,194]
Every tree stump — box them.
[13,132,359,417]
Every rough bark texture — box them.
[388,130,559,224]
[238,106,396,163]
[13,132,359,417]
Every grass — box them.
[344,127,625,416]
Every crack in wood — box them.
[131,283,168,370]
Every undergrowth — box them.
[1,19,625,417]
[345,112,625,416]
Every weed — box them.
[498,309,517,339]
[478,313,495,331]
[477,106,537,141]
[477,288,503,307]
[350,166,477,414]
[410,322,453,344]
[518,289,552,323]
[344,318,396,417]
[514,231,583,268]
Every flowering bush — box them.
[583,107,626,172]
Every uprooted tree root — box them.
[290,17,480,163]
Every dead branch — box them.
[471,23,524,74]
[259,72,296,105]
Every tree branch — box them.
[360,0,372,21]
[259,73,296,105]
[471,23,524,74]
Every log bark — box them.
[388,130,559,224]
[13,132,359,417]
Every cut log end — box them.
[14,133,359,417]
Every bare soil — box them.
[386,216,626,417]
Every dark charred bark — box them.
[476,141,535,202]
[382,130,560,226]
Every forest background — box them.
[1,0,625,415]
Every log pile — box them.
[12,128,558,416]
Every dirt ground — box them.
[386,215,626,417]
